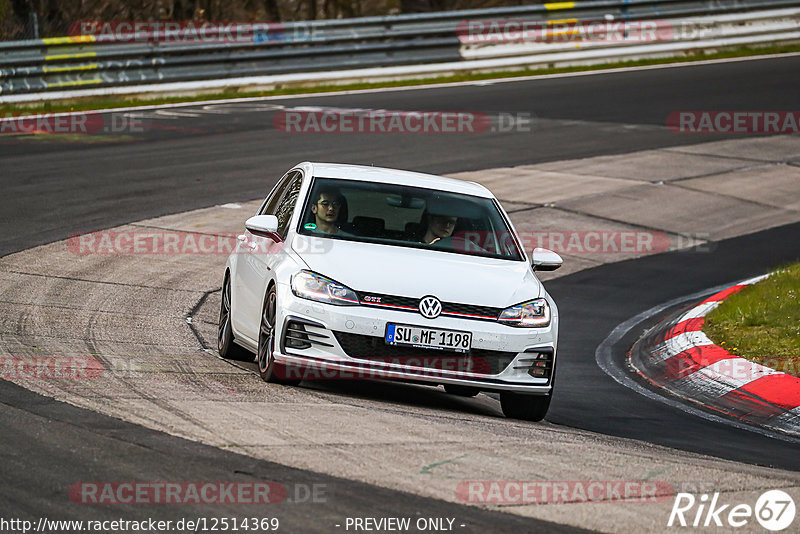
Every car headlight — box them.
[291,270,360,306]
[498,298,551,327]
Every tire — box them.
[218,274,253,361]
[444,384,480,397]
[500,391,551,422]
[257,285,301,385]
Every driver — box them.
[309,188,347,235]
[421,213,458,244]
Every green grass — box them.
[704,263,800,377]
[3,42,800,115]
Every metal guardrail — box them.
[1,0,799,96]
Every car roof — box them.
[299,162,494,199]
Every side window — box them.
[259,171,295,216]
[275,173,304,238]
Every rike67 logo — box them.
[668,490,795,531]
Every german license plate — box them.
[385,324,472,352]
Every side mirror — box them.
[245,215,279,237]
[531,247,562,271]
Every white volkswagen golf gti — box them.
[219,162,562,421]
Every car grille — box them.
[332,331,516,375]
[356,291,503,322]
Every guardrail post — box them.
[29,12,40,40]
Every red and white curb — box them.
[631,275,800,436]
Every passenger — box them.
[309,188,348,235]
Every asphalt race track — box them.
[3,55,800,256]
[2,54,800,531]
[0,379,589,533]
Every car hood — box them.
[293,235,541,307]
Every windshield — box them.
[297,177,524,261]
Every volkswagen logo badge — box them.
[418,296,442,319]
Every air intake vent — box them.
[514,347,554,380]
[282,317,333,351]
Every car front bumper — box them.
[272,282,558,394]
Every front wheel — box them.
[257,286,301,385]
[500,391,551,421]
